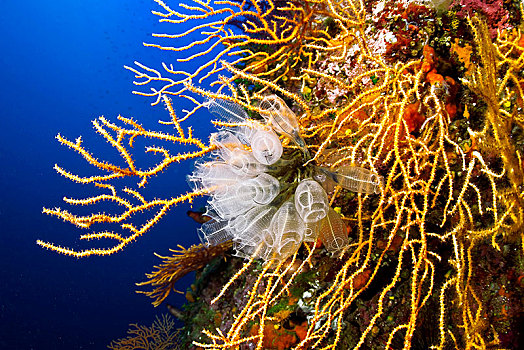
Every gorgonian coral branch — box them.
[38,96,213,257]
[137,242,233,307]
[125,0,347,105]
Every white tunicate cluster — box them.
[188,99,287,259]
[190,97,382,262]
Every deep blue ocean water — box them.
[0,1,215,348]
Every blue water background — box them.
[0,1,215,348]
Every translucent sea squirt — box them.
[259,95,307,150]
[294,179,329,223]
[318,207,349,252]
[315,166,383,194]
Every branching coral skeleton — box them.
[38,96,213,257]
[126,0,340,105]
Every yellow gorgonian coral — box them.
[37,95,214,256]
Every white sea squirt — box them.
[318,207,349,252]
[204,98,249,123]
[208,184,259,219]
[268,200,306,261]
[229,205,276,259]
[188,161,254,194]
[294,179,329,223]
[314,166,383,194]
[206,99,283,166]
[198,220,234,246]
[211,131,269,175]
[204,98,257,145]
[249,128,283,165]
[259,95,307,150]
[247,173,280,205]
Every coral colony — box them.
[40,0,523,349]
